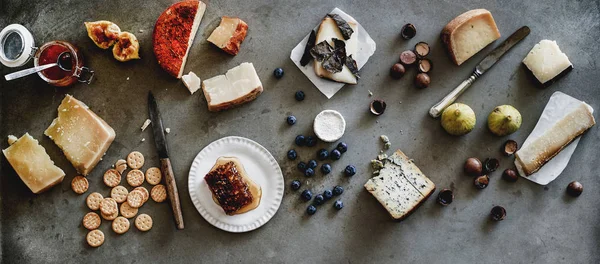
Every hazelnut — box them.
[474,175,489,189]
[400,23,416,40]
[502,169,518,182]
[490,206,506,221]
[566,181,583,197]
[415,73,430,89]
[437,189,454,206]
[502,140,518,156]
[390,63,406,79]
[370,99,387,116]
[414,42,430,58]
[464,158,483,176]
[483,158,500,174]
[417,59,432,73]
[399,50,417,65]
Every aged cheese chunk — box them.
[314,16,358,84]
[522,40,572,87]
[364,149,436,220]
[201,62,263,112]
[515,103,595,176]
[441,9,501,66]
[182,71,201,94]
[207,16,248,56]
[45,95,116,176]
[2,133,65,194]
[7,135,18,145]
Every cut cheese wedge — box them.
[515,102,595,176]
[202,62,263,112]
[441,9,501,66]
[45,95,116,176]
[182,71,201,94]
[522,40,572,87]
[3,133,65,194]
[207,16,248,55]
[314,16,358,84]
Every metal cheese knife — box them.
[429,26,531,118]
[148,92,184,229]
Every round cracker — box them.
[134,186,149,203]
[86,192,104,211]
[120,202,138,218]
[127,169,145,187]
[112,216,130,234]
[103,169,121,187]
[135,213,153,231]
[82,212,101,230]
[71,176,89,194]
[145,167,162,185]
[110,186,129,203]
[151,184,167,203]
[101,210,118,221]
[115,159,128,174]
[100,197,118,215]
[86,229,105,247]
[127,151,145,169]
[127,190,144,208]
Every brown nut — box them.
[390,63,406,79]
[490,206,506,221]
[414,41,430,58]
[483,158,500,174]
[370,99,387,116]
[400,23,416,40]
[415,73,430,89]
[417,59,432,73]
[437,189,454,206]
[502,140,518,156]
[112,32,140,62]
[464,158,483,176]
[566,181,583,197]
[502,168,519,182]
[399,50,417,66]
[474,175,489,189]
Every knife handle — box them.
[429,70,482,118]
[161,158,184,230]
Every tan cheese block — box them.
[207,16,248,56]
[441,9,501,66]
[2,133,65,194]
[44,95,116,176]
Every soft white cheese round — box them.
[313,110,346,142]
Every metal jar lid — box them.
[0,24,35,68]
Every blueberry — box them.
[291,180,301,190]
[295,135,305,146]
[333,185,344,195]
[317,149,329,160]
[307,160,318,169]
[323,189,333,200]
[301,190,313,201]
[287,149,297,160]
[333,200,344,210]
[306,205,317,215]
[305,136,317,147]
[297,162,307,172]
[313,194,325,205]
[304,168,315,177]
[336,142,348,153]
[321,163,332,174]
[344,165,357,176]
[329,149,341,160]
[274,68,284,79]
[286,115,297,125]
[295,91,305,101]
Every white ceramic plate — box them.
[188,136,284,232]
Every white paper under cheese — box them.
[522,40,572,84]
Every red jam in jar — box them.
[34,41,92,86]
[38,43,73,81]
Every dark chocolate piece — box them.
[300,30,317,66]
[310,40,334,62]
[345,54,360,79]
[311,39,348,74]
[327,14,354,40]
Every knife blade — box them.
[429,26,530,118]
[148,92,185,229]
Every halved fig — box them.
[112,32,140,62]
[84,20,121,49]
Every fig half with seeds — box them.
[113,32,140,62]
[85,20,121,49]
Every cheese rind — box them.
[201,62,263,112]
[441,9,501,66]
[3,133,65,194]
[522,40,572,87]
[45,95,116,176]
[314,16,358,84]
[207,16,248,56]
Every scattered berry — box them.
[287,149,297,160]
[286,115,297,125]
[333,200,344,210]
[344,165,357,176]
[301,190,313,201]
[295,91,305,101]
[333,185,344,195]
[306,205,317,215]
[304,168,315,177]
[274,68,284,79]
[329,149,341,160]
[314,194,325,205]
[317,149,329,160]
[295,135,305,146]
[323,190,333,200]
[336,142,348,153]
[307,160,318,169]
[297,162,307,172]
[321,163,332,174]
[305,136,317,147]
[291,180,301,191]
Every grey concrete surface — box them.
[1,0,600,263]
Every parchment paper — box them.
[290,8,376,99]
[516,92,594,185]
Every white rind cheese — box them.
[201,62,263,112]
[522,40,572,86]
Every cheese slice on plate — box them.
[314,16,358,84]
[207,16,248,55]
[3,133,65,194]
[202,62,263,112]
[45,95,116,175]
[522,40,572,87]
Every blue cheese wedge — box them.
[364,149,436,220]
[522,40,573,87]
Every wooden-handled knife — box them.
[148,92,184,229]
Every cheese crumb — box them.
[165,128,171,134]
[7,135,18,145]
[368,90,373,97]
[127,77,130,81]
[141,138,145,142]
[182,71,201,94]
[141,119,151,131]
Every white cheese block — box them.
[182,71,201,94]
[201,62,263,112]
[522,40,573,87]
[364,149,436,220]
[3,133,65,194]
[45,95,116,176]
[314,17,358,84]
[441,9,501,66]
[515,102,595,176]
